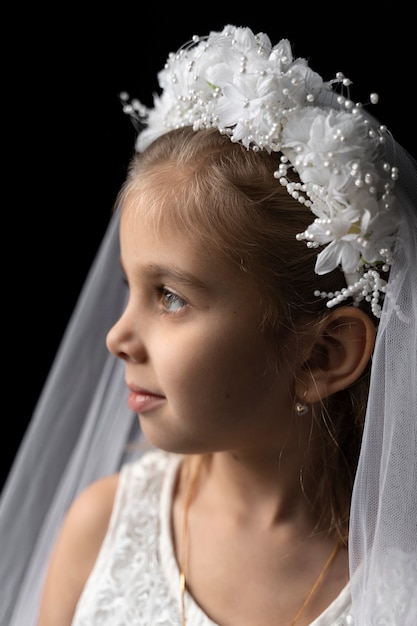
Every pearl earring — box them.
[295,394,309,415]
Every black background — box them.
[5,5,414,489]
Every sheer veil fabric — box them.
[0,150,416,624]
[0,212,143,626]
[349,143,417,624]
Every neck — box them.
[176,453,346,626]
[180,449,320,531]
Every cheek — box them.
[159,326,290,417]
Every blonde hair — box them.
[117,126,375,541]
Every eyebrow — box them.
[120,260,208,290]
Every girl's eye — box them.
[160,288,187,313]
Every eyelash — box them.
[121,276,188,314]
[156,287,187,313]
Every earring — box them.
[295,393,309,416]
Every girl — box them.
[6,25,417,626]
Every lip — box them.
[126,383,166,414]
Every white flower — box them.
[124,24,400,317]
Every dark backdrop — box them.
[5,5,413,488]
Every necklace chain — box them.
[288,543,339,626]
[178,460,340,626]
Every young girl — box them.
[9,25,417,626]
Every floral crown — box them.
[120,24,400,318]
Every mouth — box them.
[127,384,166,414]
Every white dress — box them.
[71,449,354,625]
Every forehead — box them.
[119,191,243,288]
[123,166,193,229]
[121,176,201,247]
[121,167,236,262]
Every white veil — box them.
[0,211,143,626]
[349,143,417,624]
[0,120,416,626]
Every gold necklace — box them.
[288,543,339,626]
[178,461,340,626]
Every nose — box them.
[106,307,147,363]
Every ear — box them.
[295,306,376,403]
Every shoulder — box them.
[67,450,175,530]
[68,472,120,536]
[37,451,181,625]
[70,451,177,532]
[54,471,121,568]
[36,473,120,626]
[58,471,123,576]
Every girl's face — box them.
[106,190,301,456]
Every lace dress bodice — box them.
[71,449,354,625]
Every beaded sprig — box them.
[120,25,400,318]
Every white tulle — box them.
[0,213,143,626]
[349,152,417,624]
